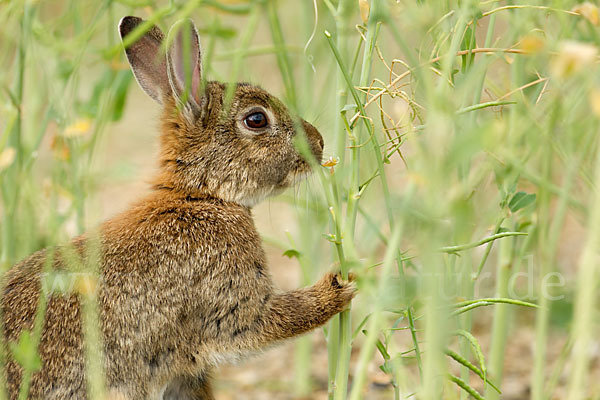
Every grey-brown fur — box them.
[1,16,354,400]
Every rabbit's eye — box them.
[244,112,268,130]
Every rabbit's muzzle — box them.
[301,120,324,164]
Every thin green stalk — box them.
[566,130,600,400]
[224,5,260,109]
[473,218,505,281]
[0,6,36,396]
[332,0,354,166]
[471,13,496,105]
[349,225,402,400]
[439,232,527,253]
[17,252,52,400]
[324,24,396,243]
[296,137,347,400]
[457,100,515,114]
[531,98,560,400]
[406,306,423,378]
[325,1,354,397]
[291,224,318,396]
[1,2,34,269]
[345,17,381,241]
[265,0,297,110]
[457,257,473,400]
[82,235,106,400]
[486,233,514,400]
[326,3,394,397]
[292,3,321,395]
[448,374,485,400]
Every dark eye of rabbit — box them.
[244,112,268,129]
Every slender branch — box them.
[439,232,527,254]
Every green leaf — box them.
[361,329,390,361]
[10,330,42,372]
[282,249,301,259]
[352,313,372,340]
[375,338,390,361]
[109,70,133,122]
[341,104,358,113]
[508,191,536,212]
[198,26,237,40]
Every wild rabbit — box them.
[2,16,355,400]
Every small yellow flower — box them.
[551,41,597,78]
[63,118,92,138]
[519,35,545,54]
[322,156,339,175]
[573,2,600,26]
[0,147,16,171]
[359,0,370,24]
[321,156,339,168]
[589,89,600,117]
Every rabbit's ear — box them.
[119,16,169,104]
[166,19,203,118]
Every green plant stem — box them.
[439,232,527,253]
[82,236,106,400]
[458,258,473,400]
[324,1,353,397]
[1,2,33,269]
[566,135,600,400]
[345,17,380,241]
[531,98,560,400]
[486,233,514,400]
[472,218,505,280]
[348,225,402,400]
[292,3,320,395]
[406,306,423,377]
[332,0,354,167]
[265,0,297,110]
[224,5,260,109]
[472,13,496,105]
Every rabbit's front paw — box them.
[316,272,356,313]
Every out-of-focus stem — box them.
[348,226,402,400]
[566,137,600,400]
[531,98,559,400]
[486,234,514,400]
[326,1,354,398]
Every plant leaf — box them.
[508,191,536,212]
[282,249,301,259]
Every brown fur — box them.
[1,16,353,400]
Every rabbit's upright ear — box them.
[119,16,170,104]
[166,19,203,119]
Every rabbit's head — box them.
[119,16,324,207]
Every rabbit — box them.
[1,16,355,400]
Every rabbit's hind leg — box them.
[162,373,215,400]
